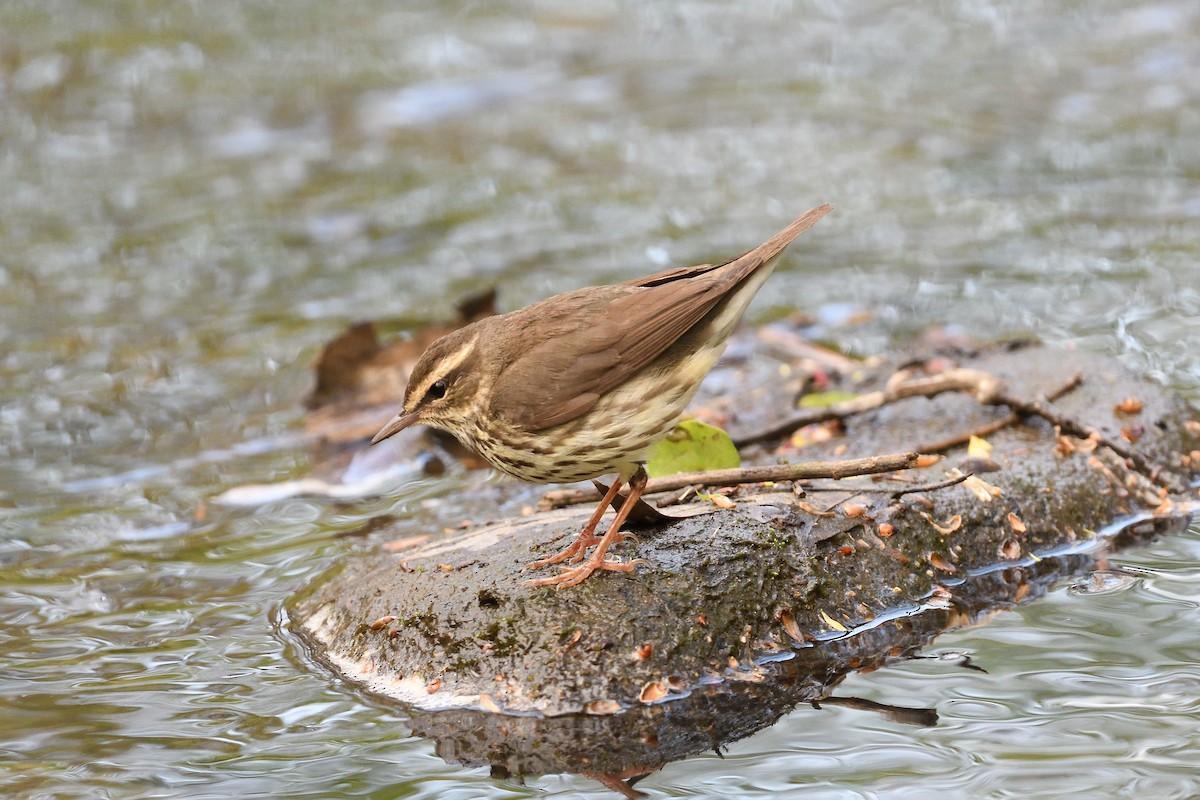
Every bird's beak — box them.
[370,411,420,445]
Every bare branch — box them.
[540,451,921,509]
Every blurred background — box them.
[2,2,1199,798]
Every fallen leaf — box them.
[916,454,943,468]
[779,609,804,642]
[1007,512,1027,533]
[877,523,895,538]
[558,629,582,654]
[999,538,1021,559]
[963,475,1002,501]
[967,435,993,458]
[368,615,396,633]
[436,563,454,572]
[705,492,737,510]
[819,609,847,632]
[634,643,653,661]
[798,390,860,407]
[585,699,622,715]
[1121,425,1144,443]
[919,511,962,534]
[797,500,836,517]
[478,694,501,714]
[842,503,868,518]
[646,420,741,478]
[1114,397,1144,415]
[426,679,441,694]
[1054,435,1076,457]
[928,552,956,572]
[640,681,668,703]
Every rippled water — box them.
[2,2,1199,798]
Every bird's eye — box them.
[427,380,448,400]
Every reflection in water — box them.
[351,514,1189,796]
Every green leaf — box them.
[646,420,741,478]
[797,390,859,408]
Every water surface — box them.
[2,2,1199,798]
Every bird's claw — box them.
[524,555,647,589]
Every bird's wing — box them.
[490,205,832,431]
[488,277,726,431]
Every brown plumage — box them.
[372,204,831,587]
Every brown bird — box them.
[371,204,832,587]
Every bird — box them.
[371,204,832,588]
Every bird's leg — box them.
[526,466,650,589]
[523,475,624,570]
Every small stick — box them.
[735,368,1005,447]
[918,373,1083,454]
[541,451,921,509]
[798,472,970,498]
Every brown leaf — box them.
[1114,396,1144,415]
[368,615,396,633]
[962,475,1002,501]
[1007,512,1027,533]
[585,699,622,715]
[1121,425,1145,443]
[999,538,1022,559]
[919,511,962,534]
[557,629,582,654]
[797,500,836,517]
[708,492,737,510]
[640,681,668,703]
[928,552,956,573]
[779,608,804,642]
[426,679,442,694]
[634,642,653,661]
[877,522,895,538]
[478,694,501,714]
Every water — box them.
[2,1,1199,797]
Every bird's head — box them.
[370,325,485,445]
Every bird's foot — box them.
[525,556,649,589]
[524,528,640,570]
[522,531,602,570]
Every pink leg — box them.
[523,475,624,570]
[526,467,649,589]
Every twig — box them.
[798,473,970,499]
[917,373,1082,454]
[889,473,972,499]
[735,368,1004,447]
[540,451,922,509]
[984,385,1186,493]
